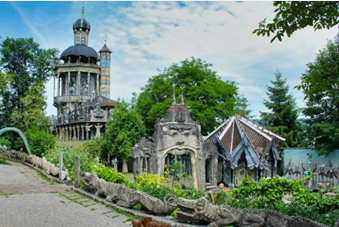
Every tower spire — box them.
[172,82,176,105]
[81,5,85,18]
[180,85,185,105]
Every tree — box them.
[137,57,250,135]
[104,98,146,169]
[0,37,59,130]
[260,70,301,147]
[297,36,339,155]
[253,1,339,43]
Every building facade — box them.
[50,8,116,141]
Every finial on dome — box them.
[172,82,176,105]
[180,85,185,105]
[81,6,85,19]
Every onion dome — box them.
[60,45,99,63]
[73,18,91,32]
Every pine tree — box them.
[260,70,301,147]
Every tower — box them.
[99,44,112,98]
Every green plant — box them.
[91,164,126,184]
[0,137,11,149]
[25,128,57,157]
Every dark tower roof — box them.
[60,45,99,63]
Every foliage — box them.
[212,175,339,226]
[104,98,146,162]
[0,37,59,130]
[260,70,302,147]
[0,137,11,149]
[91,164,127,184]
[253,1,339,43]
[296,36,339,155]
[44,145,96,180]
[136,57,250,135]
[134,173,166,188]
[81,137,107,161]
[25,127,57,157]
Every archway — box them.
[0,127,32,154]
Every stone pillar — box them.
[59,152,63,180]
[76,125,80,140]
[67,71,70,95]
[65,126,68,141]
[57,73,60,96]
[74,156,80,188]
[96,73,99,95]
[77,71,80,95]
[73,125,76,140]
[81,124,85,140]
[87,72,90,93]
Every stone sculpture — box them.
[82,172,177,214]
[175,197,330,227]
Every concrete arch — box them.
[0,127,32,154]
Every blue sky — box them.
[1,1,338,119]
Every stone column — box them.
[59,152,63,180]
[65,126,68,141]
[57,73,60,96]
[67,71,70,95]
[53,74,56,98]
[74,156,80,188]
[76,125,80,140]
[87,72,90,93]
[96,73,99,95]
[73,125,76,140]
[81,124,85,140]
[77,71,80,95]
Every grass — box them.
[0,156,11,165]
[36,171,55,185]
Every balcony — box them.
[54,95,90,104]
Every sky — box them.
[0,1,338,119]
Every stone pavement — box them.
[0,161,132,227]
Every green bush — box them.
[25,128,57,157]
[0,137,11,149]
[91,163,126,184]
[214,175,339,226]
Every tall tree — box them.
[297,36,339,155]
[260,70,301,147]
[104,98,146,167]
[253,1,339,43]
[137,57,250,135]
[0,37,59,130]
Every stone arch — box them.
[0,127,32,154]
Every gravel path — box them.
[0,161,132,227]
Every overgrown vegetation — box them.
[210,175,339,226]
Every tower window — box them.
[81,37,85,45]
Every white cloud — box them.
[19,1,337,119]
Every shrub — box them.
[0,137,11,149]
[91,163,126,184]
[25,128,57,157]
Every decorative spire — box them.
[103,32,107,44]
[172,82,176,105]
[81,6,85,18]
[180,85,185,105]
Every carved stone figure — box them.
[175,197,330,227]
[94,123,102,139]
[82,172,177,214]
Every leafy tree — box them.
[297,36,339,155]
[104,98,146,166]
[260,70,301,147]
[137,57,250,135]
[253,1,339,43]
[0,37,59,130]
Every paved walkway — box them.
[0,161,132,227]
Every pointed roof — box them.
[99,44,112,53]
[204,115,285,158]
